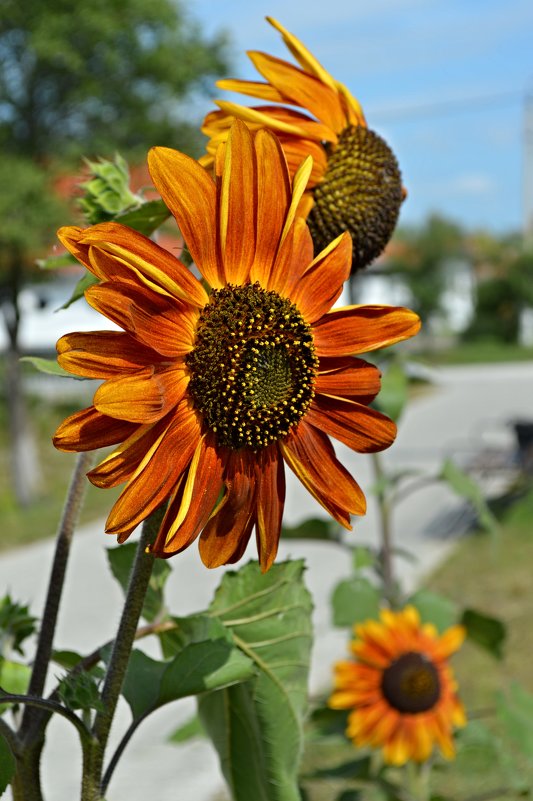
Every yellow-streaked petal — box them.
[94,365,187,424]
[57,331,160,378]
[280,155,313,246]
[289,231,351,322]
[148,147,222,288]
[217,78,285,103]
[266,17,337,91]
[218,119,256,284]
[53,406,136,453]
[214,100,335,143]
[312,305,422,357]
[306,394,396,453]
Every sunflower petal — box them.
[215,100,335,143]
[217,78,285,103]
[316,357,382,402]
[290,231,351,322]
[255,444,285,572]
[266,17,337,91]
[53,406,136,452]
[57,331,160,378]
[148,147,221,288]
[306,395,396,453]
[280,419,366,527]
[312,305,421,357]
[94,365,187,423]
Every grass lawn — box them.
[416,339,533,366]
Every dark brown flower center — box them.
[186,283,317,450]
[381,651,441,714]
[307,125,403,273]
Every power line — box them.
[369,90,522,123]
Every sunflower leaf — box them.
[408,589,458,633]
[496,682,533,761]
[331,577,381,628]
[0,731,16,796]
[168,714,205,744]
[115,199,170,236]
[282,517,335,540]
[461,608,506,659]
[19,356,73,378]
[373,360,408,422]
[0,659,31,715]
[198,559,313,801]
[439,459,499,536]
[60,271,99,309]
[121,615,255,720]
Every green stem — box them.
[370,451,396,604]
[84,508,161,799]
[0,690,90,742]
[20,451,94,738]
[405,760,431,801]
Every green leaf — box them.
[408,589,458,633]
[374,360,408,422]
[58,667,105,713]
[305,757,371,780]
[19,356,73,378]
[331,577,381,628]
[198,560,313,801]
[122,615,255,720]
[352,546,376,572]
[307,705,349,740]
[282,517,334,541]
[168,714,205,743]
[0,732,16,796]
[107,543,171,623]
[461,608,506,659]
[36,251,78,270]
[496,682,533,761]
[115,199,170,236]
[0,659,31,714]
[439,459,499,536]
[60,271,100,309]
[51,650,85,670]
[0,594,37,656]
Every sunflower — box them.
[329,606,466,765]
[53,120,420,571]
[200,17,404,273]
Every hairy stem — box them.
[370,451,396,604]
[84,508,162,798]
[21,451,94,738]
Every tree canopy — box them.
[0,0,231,161]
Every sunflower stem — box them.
[86,508,161,797]
[405,760,431,801]
[20,451,94,740]
[370,451,396,605]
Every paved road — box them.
[1,362,532,801]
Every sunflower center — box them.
[307,125,403,274]
[186,282,317,450]
[381,651,441,714]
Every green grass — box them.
[0,394,121,552]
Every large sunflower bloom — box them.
[53,120,420,571]
[329,606,466,765]
[201,17,404,273]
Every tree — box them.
[0,0,230,160]
[0,0,231,504]
[384,214,465,322]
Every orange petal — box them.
[199,450,257,568]
[53,406,136,452]
[217,78,285,103]
[255,444,285,572]
[275,134,327,187]
[248,50,345,132]
[280,419,366,527]
[148,147,221,288]
[266,17,338,92]
[93,365,188,424]
[57,331,161,378]
[60,222,208,307]
[88,421,164,488]
[312,305,421,357]
[215,100,336,143]
[85,282,197,358]
[316,357,382,402]
[290,231,351,322]
[250,129,291,286]
[269,217,314,297]
[306,395,396,453]
[150,432,224,557]
[218,120,256,284]
[105,406,201,538]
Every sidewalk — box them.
[2,362,533,801]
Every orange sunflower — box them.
[53,120,420,571]
[329,606,466,765]
[201,17,404,273]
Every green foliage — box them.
[78,155,142,223]
[107,542,171,623]
[461,608,506,659]
[497,682,533,762]
[0,594,37,656]
[464,277,522,344]
[373,359,408,423]
[408,588,458,633]
[0,732,16,797]
[0,0,231,161]
[198,560,313,801]
[439,458,499,536]
[58,667,105,713]
[121,615,255,720]
[0,659,31,713]
[168,714,205,743]
[19,357,73,378]
[282,517,336,541]
[331,577,381,628]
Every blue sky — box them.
[190,0,533,234]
